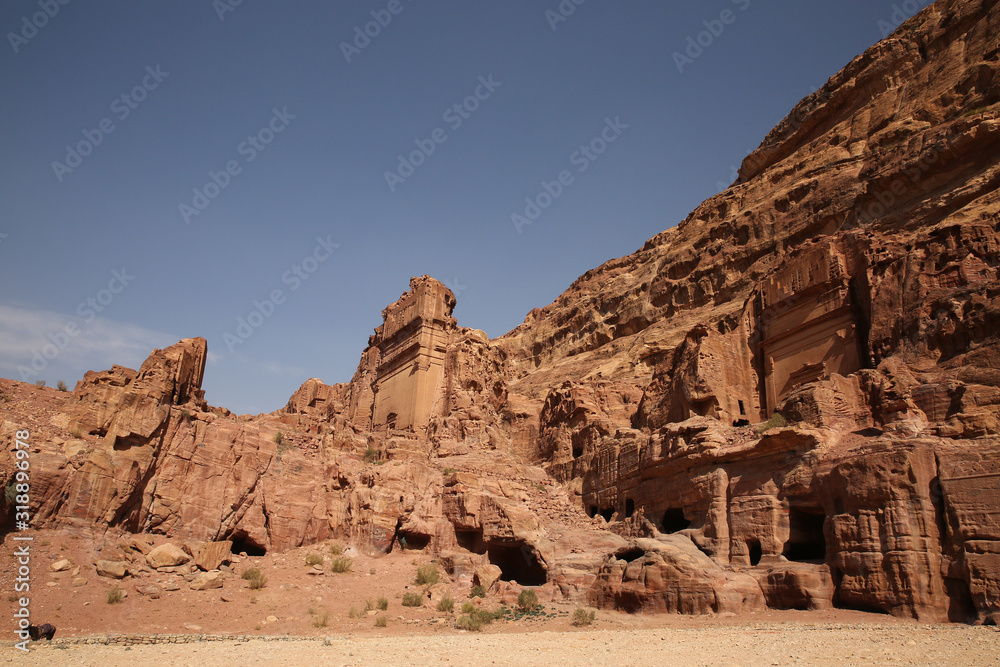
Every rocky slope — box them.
[3,0,1000,625]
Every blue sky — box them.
[0,0,927,414]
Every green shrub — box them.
[415,563,439,586]
[757,412,788,434]
[106,586,125,604]
[442,467,456,476]
[572,607,596,626]
[401,592,423,607]
[472,608,499,624]
[517,589,539,612]
[437,596,454,613]
[330,557,353,574]
[304,553,323,566]
[374,615,387,628]
[364,446,379,462]
[376,596,388,611]
[242,567,267,590]
[456,607,498,631]
[456,614,483,631]
[461,601,476,615]
[328,542,344,556]
[274,431,283,445]
[469,584,486,598]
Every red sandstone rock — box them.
[3,0,1000,625]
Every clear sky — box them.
[0,0,928,414]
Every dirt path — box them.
[5,624,1000,667]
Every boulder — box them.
[95,560,127,579]
[146,543,191,569]
[189,570,225,590]
[473,564,502,591]
[49,559,71,572]
[195,541,232,571]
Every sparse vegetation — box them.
[348,606,362,619]
[305,552,323,566]
[274,431,283,445]
[57,380,68,392]
[517,589,540,612]
[456,607,499,632]
[4,482,17,507]
[69,428,82,438]
[402,592,423,607]
[572,607,596,626]
[415,563,439,586]
[442,467,456,476]
[242,567,267,590]
[470,584,486,598]
[456,614,482,631]
[330,556,353,573]
[461,601,476,615]
[963,104,990,117]
[364,598,375,612]
[364,446,379,463]
[374,615,387,628]
[376,596,388,611]
[180,409,193,421]
[437,596,454,613]
[34,380,46,388]
[328,542,344,556]
[0,387,11,403]
[311,610,330,628]
[106,586,125,604]
[757,412,788,434]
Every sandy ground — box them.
[4,530,1000,665]
[5,624,1000,666]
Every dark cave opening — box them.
[397,530,431,551]
[625,498,635,518]
[616,548,645,563]
[599,507,615,522]
[661,508,691,534]
[783,508,827,562]
[456,528,486,554]
[487,542,547,586]
[748,539,763,566]
[229,533,267,557]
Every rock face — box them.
[3,0,1000,624]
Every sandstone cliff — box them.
[3,0,1000,624]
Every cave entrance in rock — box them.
[486,542,547,586]
[748,539,762,566]
[625,498,635,518]
[456,528,486,554]
[397,530,431,552]
[229,533,267,557]
[661,508,691,533]
[783,508,826,562]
